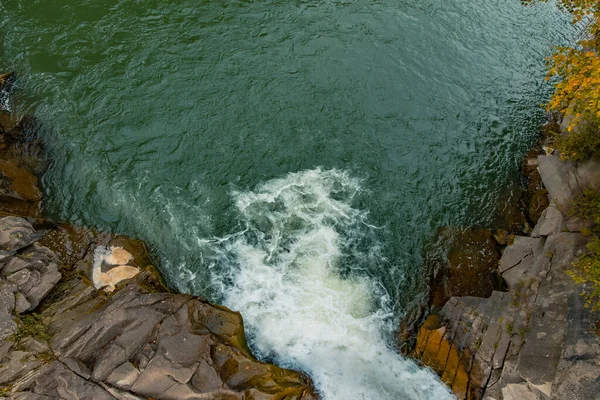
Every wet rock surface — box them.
[414,223,600,400]
[427,228,502,308]
[0,75,45,219]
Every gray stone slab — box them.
[499,237,544,274]
[11,361,116,400]
[531,207,563,238]
[501,383,542,400]
[106,362,140,391]
[538,155,581,210]
[0,217,40,253]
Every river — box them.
[0,0,573,398]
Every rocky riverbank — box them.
[3,63,599,400]
[0,73,316,399]
[410,123,600,399]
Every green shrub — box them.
[554,117,600,161]
[568,189,600,310]
[571,188,600,226]
[568,236,600,311]
[7,313,50,344]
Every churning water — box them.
[203,168,454,398]
[0,0,574,398]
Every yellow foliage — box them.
[567,236,600,311]
[524,0,600,146]
[522,0,600,22]
[525,1,600,309]
[546,38,600,130]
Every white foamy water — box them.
[187,168,455,400]
[0,88,11,112]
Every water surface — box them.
[0,0,572,398]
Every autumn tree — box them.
[524,0,600,158]
[523,1,600,308]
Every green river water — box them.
[0,1,573,398]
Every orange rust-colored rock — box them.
[0,154,42,202]
[0,157,43,217]
[414,314,440,357]
[414,315,479,400]
[451,349,472,400]
[441,344,461,386]
[421,324,446,368]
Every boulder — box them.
[501,383,540,400]
[413,293,514,400]
[537,155,580,210]
[0,153,43,203]
[0,217,40,252]
[531,206,563,238]
[538,154,600,215]
[520,143,548,224]
[0,236,62,312]
[20,261,61,310]
[0,351,42,385]
[0,281,17,340]
[14,292,31,314]
[0,103,45,217]
[427,228,501,308]
[499,236,544,289]
[527,189,549,225]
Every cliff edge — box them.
[413,149,600,399]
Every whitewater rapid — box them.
[180,168,455,400]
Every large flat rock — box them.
[0,217,317,399]
[499,236,544,289]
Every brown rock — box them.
[36,268,315,400]
[451,348,473,400]
[427,228,501,308]
[10,361,115,400]
[0,72,14,88]
[0,153,42,201]
[441,345,462,386]
[0,217,40,252]
[414,314,477,400]
[415,314,439,357]
[492,229,508,246]
[0,113,44,218]
[39,223,94,269]
[527,188,549,224]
